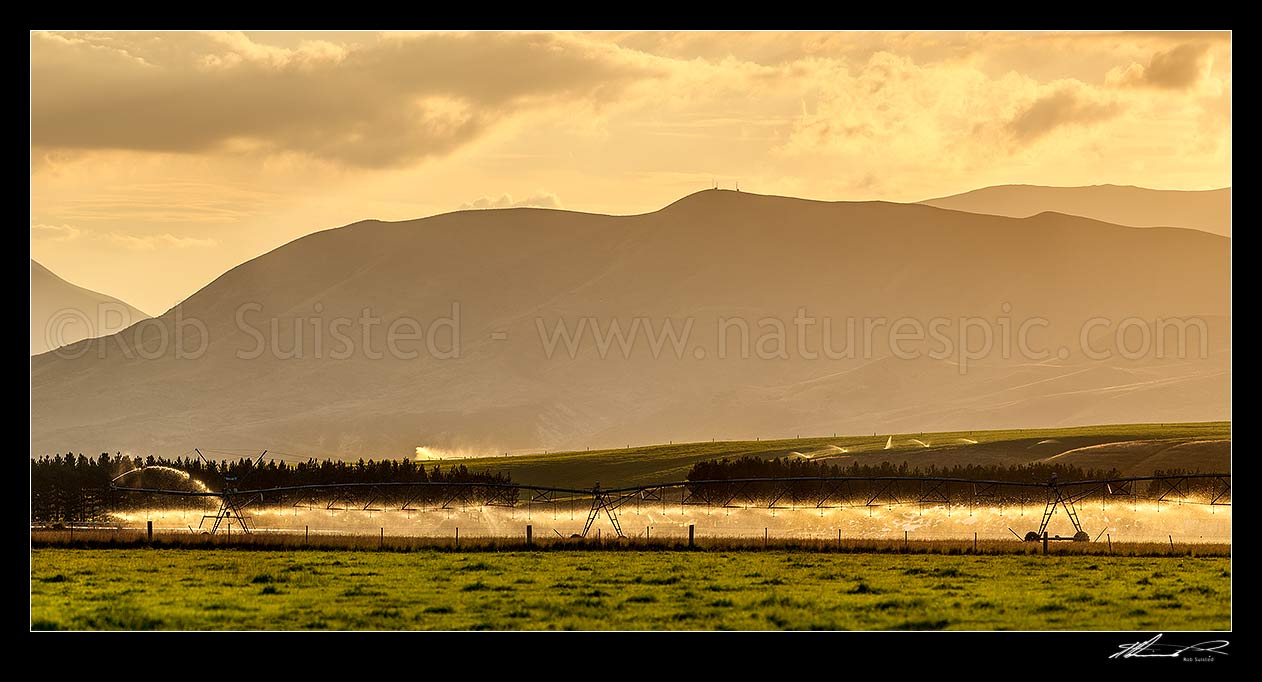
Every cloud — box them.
[607,31,1227,71]
[1006,88,1121,143]
[29,31,1232,212]
[30,31,665,169]
[459,192,563,210]
[775,51,1137,186]
[1107,43,1211,90]
[30,224,82,242]
[779,52,1035,166]
[106,233,218,251]
[1146,43,1212,88]
[49,182,277,224]
[31,223,217,250]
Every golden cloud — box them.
[30,31,666,169]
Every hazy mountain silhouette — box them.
[30,259,150,355]
[30,190,1229,458]
[920,185,1231,237]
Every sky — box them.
[30,30,1231,315]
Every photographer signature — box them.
[1110,634,1229,660]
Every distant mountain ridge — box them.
[30,259,150,355]
[31,190,1230,458]
[920,184,1231,237]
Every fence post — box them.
[1042,532,1049,555]
[380,527,384,550]
[1169,535,1175,552]
[688,524,695,548]
[837,529,841,549]
[904,530,908,550]
[147,520,153,542]
[305,525,309,543]
[764,527,768,549]
[974,532,978,553]
[455,527,459,549]
[1107,533,1112,554]
[526,524,533,546]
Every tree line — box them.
[682,457,1227,505]
[686,456,1122,483]
[31,452,515,525]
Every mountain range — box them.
[30,189,1230,458]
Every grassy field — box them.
[457,422,1231,488]
[30,530,1232,557]
[31,548,1230,630]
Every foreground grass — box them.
[31,549,1230,631]
[31,530,1230,557]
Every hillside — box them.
[920,185,1231,237]
[31,190,1230,458]
[455,422,1231,489]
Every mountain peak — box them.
[920,184,1231,237]
[30,260,150,355]
[666,187,759,205]
[661,188,845,215]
